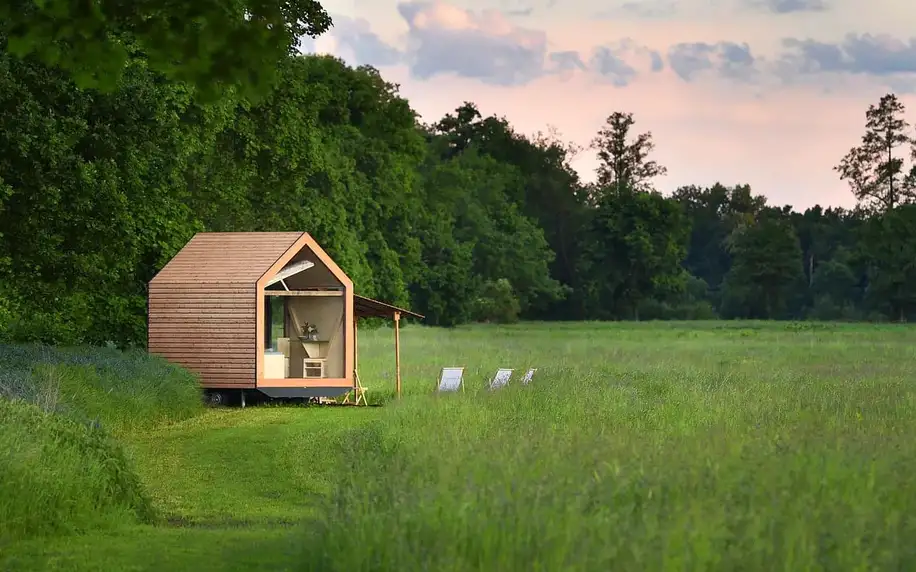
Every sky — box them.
[302,0,916,210]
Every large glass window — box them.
[265,296,286,350]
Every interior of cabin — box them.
[262,247,346,380]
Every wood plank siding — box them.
[148,232,304,388]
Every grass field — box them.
[3,321,916,570]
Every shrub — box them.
[636,298,718,320]
[806,295,862,322]
[472,279,521,324]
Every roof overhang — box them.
[354,295,424,320]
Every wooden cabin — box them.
[147,232,421,404]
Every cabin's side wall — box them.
[148,283,257,388]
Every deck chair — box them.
[488,368,513,390]
[437,367,464,392]
[521,368,537,385]
[339,370,368,406]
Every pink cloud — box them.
[377,62,916,209]
[400,1,541,41]
[317,0,916,209]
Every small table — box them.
[291,337,329,378]
[298,338,329,359]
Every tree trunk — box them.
[808,252,814,287]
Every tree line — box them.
[1,27,916,347]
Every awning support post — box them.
[394,311,401,399]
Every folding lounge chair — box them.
[437,367,465,392]
[488,368,513,390]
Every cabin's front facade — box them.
[148,232,359,401]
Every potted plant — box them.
[301,322,319,341]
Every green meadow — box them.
[3,321,916,570]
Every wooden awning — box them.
[354,294,423,319]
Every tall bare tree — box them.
[590,111,667,196]
[835,93,916,212]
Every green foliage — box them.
[590,111,667,194]
[637,275,718,320]
[2,38,916,340]
[806,295,862,321]
[471,278,521,324]
[0,0,332,100]
[860,204,916,321]
[578,189,690,319]
[427,104,576,317]
[835,93,916,212]
[721,211,805,319]
[429,148,564,314]
[810,251,858,308]
[673,183,766,296]
[0,48,206,346]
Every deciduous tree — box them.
[577,189,689,320]
[721,211,804,319]
[835,93,916,212]
[590,111,666,196]
[860,204,916,322]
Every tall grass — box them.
[0,344,203,544]
[0,400,157,544]
[0,344,202,431]
[303,321,916,570]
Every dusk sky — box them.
[303,0,916,210]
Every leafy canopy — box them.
[0,0,333,100]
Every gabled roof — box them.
[149,232,350,289]
[355,294,424,319]
[256,232,352,291]
[149,233,422,319]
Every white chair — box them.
[521,368,537,385]
[488,368,513,390]
[437,367,464,392]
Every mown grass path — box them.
[1,407,373,571]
